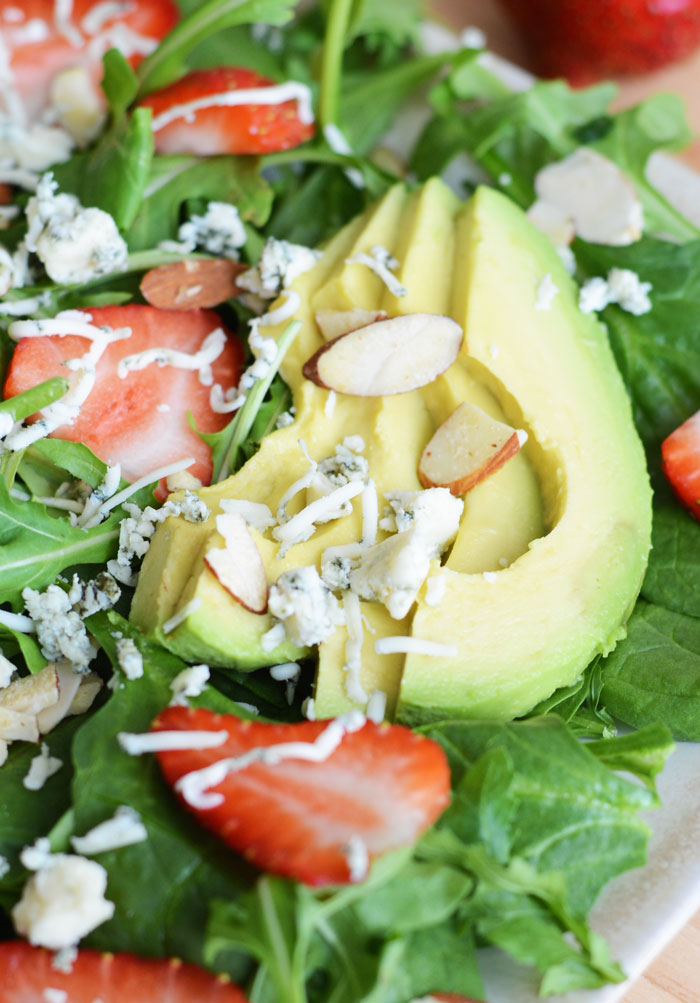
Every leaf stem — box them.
[319,0,355,130]
[213,319,301,482]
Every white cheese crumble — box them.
[25,173,128,284]
[149,80,315,133]
[578,267,652,316]
[365,689,387,724]
[0,117,74,172]
[534,273,559,312]
[272,480,364,555]
[353,489,463,619]
[344,834,369,882]
[162,597,203,635]
[0,855,10,879]
[116,637,143,680]
[23,742,63,791]
[269,661,300,704]
[177,201,246,258]
[51,946,78,973]
[12,852,115,949]
[22,585,96,671]
[323,122,364,189]
[342,591,368,704]
[175,710,366,810]
[0,648,15,688]
[425,574,447,607]
[374,637,458,657]
[170,664,210,705]
[268,567,344,647]
[345,244,408,298]
[219,498,275,531]
[118,729,228,755]
[237,236,320,300]
[43,989,67,1003]
[70,805,147,855]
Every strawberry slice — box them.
[3,305,243,490]
[662,409,700,520]
[138,67,315,156]
[0,941,249,1002]
[2,0,179,120]
[152,707,451,887]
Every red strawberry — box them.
[2,0,179,120]
[498,0,700,84]
[3,305,243,491]
[138,67,315,156]
[0,941,249,1003]
[152,707,451,887]
[661,409,700,519]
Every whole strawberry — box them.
[498,0,700,83]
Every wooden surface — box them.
[624,908,700,1001]
[431,3,700,1000]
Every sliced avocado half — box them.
[130,179,651,723]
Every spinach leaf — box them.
[574,237,700,462]
[643,503,700,616]
[70,613,253,974]
[0,717,82,913]
[600,599,700,740]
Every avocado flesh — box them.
[131,179,650,725]
[397,186,652,724]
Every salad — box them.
[1,1,700,1001]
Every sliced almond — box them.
[533,148,642,246]
[0,665,60,716]
[36,663,83,734]
[0,706,39,743]
[205,513,269,614]
[527,199,575,247]
[67,671,103,717]
[418,401,522,496]
[315,308,387,342]
[140,259,247,310]
[303,313,463,397]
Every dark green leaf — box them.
[127,155,272,251]
[81,108,154,231]
[601,599,700,740]
[643,504,700,616]
[137,0,297,96]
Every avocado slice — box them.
[397,186,651,723]
[130,179,650,725]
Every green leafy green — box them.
[0,481,120,606]
[600,599,700,740]
[127,155,273,251]
[643,504,700,616]
[0,718,82,912]
[137,0,298,96]
[69,613,253,973]
[80,108,154,231]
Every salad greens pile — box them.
[2,0,700,998]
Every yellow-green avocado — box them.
[129,179,651,723]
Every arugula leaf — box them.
[29,439,109,488]
[80,108,154,231]
[136,0,298,97]
[0,481,120,606]
[127,155,273,251]
[0,378,68,424]
[70,613,254,974]
[100,48,140,117]
[600,599,700,740]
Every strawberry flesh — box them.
[662,409,700,519]
[152,707,451,887]
[139,67,315,156]
[2,0,179,120]
[0,941,249,1003]
[499,0,700,83]
[3,305,243,490]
